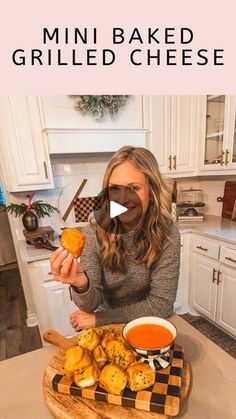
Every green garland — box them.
[72,95,129,120]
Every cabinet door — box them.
[147,96,197,177]
[216,265,236,337]
[43,281,78,337]
[199,95,236,174]
[190,253,218,321]
[0,96,54,192]
[145,96,172,174]
[170,96,197,176]
[224,95,236,169]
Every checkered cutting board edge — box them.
[52,344,184,416]
[73,196,101,222]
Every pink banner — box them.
[0,0,235,93]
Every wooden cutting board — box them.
[217,181,236,218]
[42,327,191,419]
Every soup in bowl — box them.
[123,316,177,357]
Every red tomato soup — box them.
[126,324,174,349]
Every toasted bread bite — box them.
[77,328,100,351]
[74,362,100,388]
[127,362,155,391]
[64,346,84,372]
[99,364,128,395]
[60,228,85,258]
[105,340,136,369]
[93,344,108,368]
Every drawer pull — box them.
[212,268,217,283]
[217,270,222,285]
[196,245,208,252]
[225,256,236,264]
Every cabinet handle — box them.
[225,149,229,166]
[173,155,177,170]
[43,161,48,179]
[217,270,222,285]
[225,256,236,263]
[168,155,172,171]
[196,245,208,252]
[69,286,73,301]
[220,150,225,166]
[212,268,217,283]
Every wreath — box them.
[72,95,129,121]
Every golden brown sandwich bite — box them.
[60,228,86,258]
[99,364,128,395]
[127,362,155,391]
[77,328,100,351]
[73,362,100,388]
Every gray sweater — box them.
[71,224,180,327]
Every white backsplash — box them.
[8,154,236,239]
[176,176,236,216]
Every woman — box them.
[50,146,180,331]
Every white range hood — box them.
[46,129,148,154]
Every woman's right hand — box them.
[49,247,89,291]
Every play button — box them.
[91,185,143,234]
[110,201,128,218]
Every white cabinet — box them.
[145,96,198,177]
[174,232,190,314]
[0,96,54,192]
[190,253,218,321]
[190,235,236,337]
[216,265,236,336]
[199,95,236,175]
[28,259,77,341]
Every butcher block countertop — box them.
[0,315,235,419]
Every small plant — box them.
[4,194,59,218]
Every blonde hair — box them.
[93,146,173,273]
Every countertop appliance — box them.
[177,188,205,221]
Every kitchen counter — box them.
[0,315,235,419]
[18,215,236,263]
[179,214,236,243]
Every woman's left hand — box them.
[70,310,96,331]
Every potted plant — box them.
[4,193,59,231]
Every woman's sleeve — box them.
[71,225,103,312]
[95,224,181,326]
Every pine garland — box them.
[4,200,58,218]
[72,95,129,120]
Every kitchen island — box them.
[0,315,235,419]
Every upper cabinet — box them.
[144,96,198,177]
[0,96,54,192]
[199,95,236,174]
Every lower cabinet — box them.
[28,259,78,342]
[216,265,236,337]
[190,253,218,321]
[190,235,236,337]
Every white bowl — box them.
[123,316,177,357]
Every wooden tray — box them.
[42,327,191,418]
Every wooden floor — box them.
[0,267,42,361]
